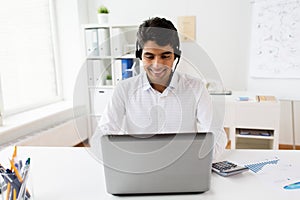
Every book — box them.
[256,95,276,102]
[122,58,134,80]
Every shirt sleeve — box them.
[90,83,126,159]
[196,83,228,160]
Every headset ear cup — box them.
[174,49,181,60]
[177,49,182,57]
[135,49,142,60]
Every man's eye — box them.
[144,55,154,59]
[161,55,171,59]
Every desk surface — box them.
[0,147,299,200]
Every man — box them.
[91,17,227,159]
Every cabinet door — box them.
[279,100,294,145]
[89,88,113,115]
[234,102,280,129]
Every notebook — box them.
[100,132,214,195]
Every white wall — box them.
[87,0,252,91]
[248,79,300,101]
[55,0,89,101]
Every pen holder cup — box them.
[0,171,33,200]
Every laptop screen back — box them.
[100,132,214,195]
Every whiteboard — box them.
[249,0,300,78]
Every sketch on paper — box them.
[250,0,300,78]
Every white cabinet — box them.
[82,24,140,134]
[89,88,114,116]
[225,92,280,149]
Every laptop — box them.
[100,132,214,195]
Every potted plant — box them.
[105,74,112,85]
[97,5,109,25]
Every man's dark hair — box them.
[136,17,180,53]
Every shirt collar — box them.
[168,71,179,90]
[141,72,152,91]
[140,71,179,91]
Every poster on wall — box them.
[249,0,300,78]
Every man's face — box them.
[142,41,175,87]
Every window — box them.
[0,0,61,116]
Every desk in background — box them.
[222,91,280,149]
[0,147,299,200]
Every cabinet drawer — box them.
[89,88,113,115]
[234,102,280,128]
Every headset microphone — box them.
[166,49,181,87]
[173,49,181,72]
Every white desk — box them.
[0,147,299,200]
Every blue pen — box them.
[284,182,300,190]
[14,163,19,172]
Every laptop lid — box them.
[100,132,214,195]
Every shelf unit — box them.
[225,92,280,149]
[235,128,275,149]
[82,24,140,135]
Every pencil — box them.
[13,188,16,200]
[12,146,17,160]
[5,183,11,200]
[6,146,18,200]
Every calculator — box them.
[212,161,249,177]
